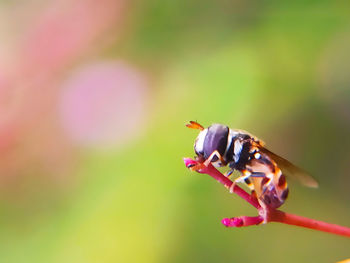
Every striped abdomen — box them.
[232,139,289,209]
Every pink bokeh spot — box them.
[59,61,148,148]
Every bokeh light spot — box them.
[59,61,148,149]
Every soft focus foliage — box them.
[0,1,350,262]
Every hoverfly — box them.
[186,121,318,209]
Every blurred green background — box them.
[0,0,350,262]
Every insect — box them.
[186,121,318,209]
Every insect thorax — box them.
[224,130,253,169]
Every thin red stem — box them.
[269,210,350,238]
[183,158,260,209]
[222,216,264,227]
[184,157,350,238]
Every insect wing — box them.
[259,148,318,188]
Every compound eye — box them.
[203,124,229,159]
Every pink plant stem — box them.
[183,158,260,209]
[183,157,350,238]
[268,210,350,238]
[222,216,264,227]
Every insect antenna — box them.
[186,121,204,131]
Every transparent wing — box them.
[259,147,319,188]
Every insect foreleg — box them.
[187,150,225,171]
[203,150,226,166]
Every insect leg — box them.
[187,150,225,171]
[187,151,226,171]
[250,172,266,177]
[229,170,252,193]
[224,169,234,178]
[236,169,269,183]
[186,162,205,171]
[203,150,226,166]
[250,189,259,203]
[234,173,251,183]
